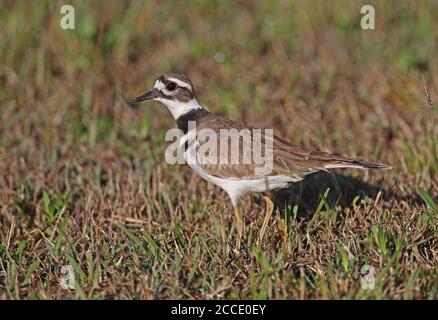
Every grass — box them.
[0,0,437,299]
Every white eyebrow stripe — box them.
[167,78,191,89]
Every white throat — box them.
[155,98,203,119]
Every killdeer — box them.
[134,73,390,248]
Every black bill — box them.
[133,90,156,104]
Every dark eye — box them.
[166,82,177,91]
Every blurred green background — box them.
[0,0,437,299]
[1,0,436,166]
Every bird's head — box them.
[134,73,201,119]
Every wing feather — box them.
[188,114,388,179]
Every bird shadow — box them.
[268,171,422,222]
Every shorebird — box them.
[134,73,389,248]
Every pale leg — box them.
[257,196,274,246]
[233,205,244,249]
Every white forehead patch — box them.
[154,80,165,90]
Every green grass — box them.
[0,0,437,299]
